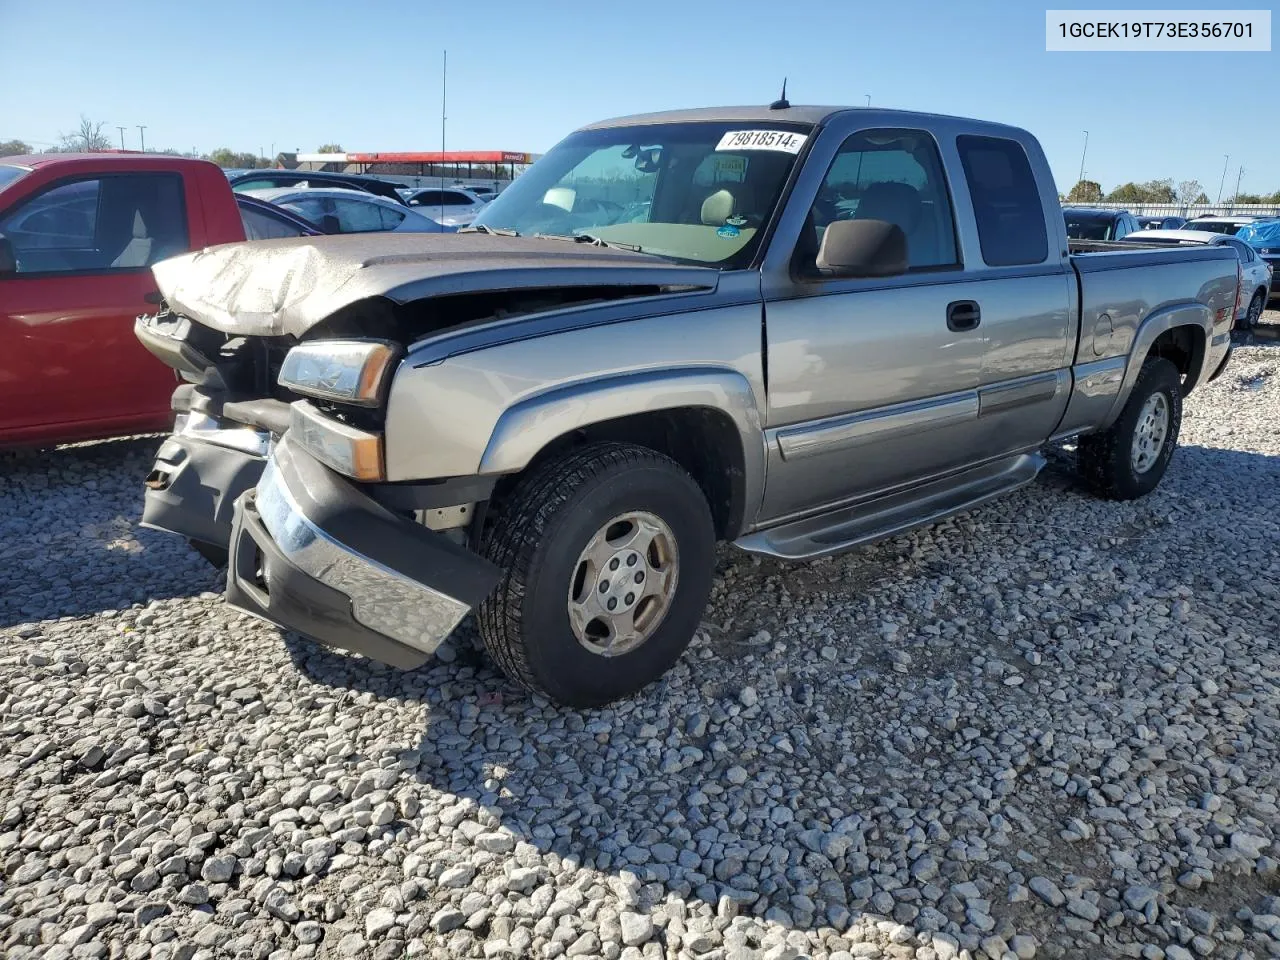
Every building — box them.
[295,150,540,191]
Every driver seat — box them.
[111,211,153,269]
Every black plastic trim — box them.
[141,434,265,549]
[366,474,498,512]
[223,398,292,436]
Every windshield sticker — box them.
[713,155,747,181]
[716,224,741,238]
[726,215,748,227]
[716,130,807,154]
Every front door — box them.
[758,125,988,521]
[0,172,189,444]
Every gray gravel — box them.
[3,320,1279,960]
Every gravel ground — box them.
[2,315,1279,960]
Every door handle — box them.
[947,300,981,332]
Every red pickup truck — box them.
[0,154,318,447]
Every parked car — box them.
[137,105,1238,707]
[243,188,451,234]
[0,154,251,447]
[229,170,408,205]
[1183,214,1270,236]
[1137,215,1187,230]
[1235,218,1280,298]
[1126,228,1272,328]
[1063,207,1142,240]
[402,187,489,227]
[463,184,499,200]
[235,194,326,240]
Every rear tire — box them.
[1241,290,1264,331]
[1077,356,1182,501]
[477,442,716,708]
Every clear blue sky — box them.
[2,0,1275,196]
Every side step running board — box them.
[735,453,1045,560]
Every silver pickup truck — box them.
[137,104,1241,707]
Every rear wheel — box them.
[1241,290,1265,331]
[1077,357,1182,501]
[477,442,716,707]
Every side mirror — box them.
[815,219,908,278]
[0,233,16,276]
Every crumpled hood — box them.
[151,233,719,338]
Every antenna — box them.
[770,78,789,111]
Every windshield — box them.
[1186,220,1242,235]
[473,120,813,268]
[1064,215,1115,240]
[0,165,31,192]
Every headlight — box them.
[290,401,384,480]
[278,340,400,407]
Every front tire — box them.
[477,442,716,707]
[1077,357,1182,501]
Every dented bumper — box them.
[225,437,500,668]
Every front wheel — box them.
[477,442,716,707]
[1077,357,1183,501]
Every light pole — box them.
[441,49,448,200]
[1231,165,1244,209]
[1217,155,1229,204]
[116,126,127,149]
[137,125,147,152]
[1078,130,1088,185]
[864,94,871,106]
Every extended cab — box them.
[0,154,320,447]
[136,106,1239,706]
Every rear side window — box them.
[240,205,310,240]
[956,135,1048,266]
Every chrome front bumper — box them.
[226,438,500,668]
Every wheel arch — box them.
[1102,304,1210,427]
[479,368,765,540]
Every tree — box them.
[1066,180,1103,203]
[0,139,32,157]
[1176,180,1204,205]
[207,147,270,169]
[1235,193,1265,205]
[1140,178,1176,203]
[1192,191,1209,204]
[56,116,112,152]
[316,143,344,153]
[1106,179,1175,204]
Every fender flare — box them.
[479,366,767,534]
[1102,302,1210,428]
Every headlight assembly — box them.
[289,401,384,481]
[278,340,400,407]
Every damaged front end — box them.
[137,232,716,664]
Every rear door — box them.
[952,134,1075,459]
[0,172,188,443]
[758,120,988,521]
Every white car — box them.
[402,187,489,227]
[1134,229,1272,328]
[1183,214,1270,237]
[243,188,451,234]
